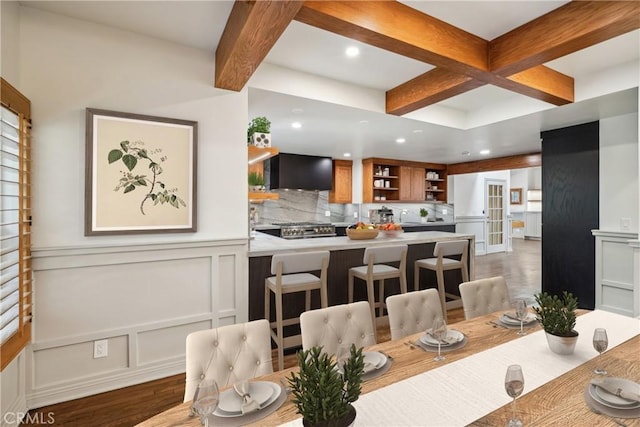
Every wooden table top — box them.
[137,310,639,427]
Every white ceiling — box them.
[21,1,639,164]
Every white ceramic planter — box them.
[545,331,579,355]
[420,217,428,223]
[251,132,271,148]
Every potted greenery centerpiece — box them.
[248,171,265,192]
[247,116,271,147]
[419,207,429,223]
[533,291,579,355]
[288,345,365,427]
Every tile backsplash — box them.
[253,190,454,224]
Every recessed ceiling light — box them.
[359,120,369,124]
[343,152,351,157]
[461,151,471,156]
[345,46,360,57]
[412,129,423,134]
[291,108,304,114]
[396,138,406,144]
[480,149,491,155]
[291,122,302,129]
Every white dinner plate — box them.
[590,378,640,409]
[362,351,387,373]
[500,313,536,326]
[216,381,277,415]
[420,329,464,347]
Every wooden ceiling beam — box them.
[215,0,303,91]
[296,1,489,78]
[448,152,542,175]
[386,68,486,116]
[490,1,640,76]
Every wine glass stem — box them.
[512,397,517,420]
[438,342,441,358]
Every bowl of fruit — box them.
[346,222,379,240]
[378,222,404,238]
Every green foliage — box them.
[247,116,271,142]
[108,140,185,215]
[533,291,578,337]
[248,171,265,186]
[287,345,364,425]
[419,208,428,217]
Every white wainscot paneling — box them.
[1,351,27,427]
[28,239,247,408]
[593,231,637,317]
[455,216,486,256]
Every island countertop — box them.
[248,230,474,257]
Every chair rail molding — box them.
[455,216,486,256]
[28,238,249,409]
[592,230,638,317]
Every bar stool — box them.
[265,250,330,371]
[348,244,408,340]
[414,239,469,321]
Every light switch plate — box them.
[325,210,331,217]
[620,218,631,230]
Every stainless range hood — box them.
[267,153,333,191]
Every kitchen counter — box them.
[249,230,470,257]
[249,231,475,335]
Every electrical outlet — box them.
[94,339,108,358]
[325,210,331,217]
[353,212,358,218]
[620,218,631,231]
[442,209,447,215]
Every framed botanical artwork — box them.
[510,188,523,205]
[85,108,197,235]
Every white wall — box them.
[599,113,639,233]
[11,6,251,410]
[452,170,510,216]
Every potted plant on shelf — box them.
[288,345,365,427]
[419,207,429,223]
[247,116,271,147]
[248,171,265,192]
[533,291,579,355]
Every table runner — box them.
[280,310,639,426]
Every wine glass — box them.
[193,379,219,427]
[592,328,608,375]
[431,317,447,362]
[504,365,524,427]
[515,300,528,336]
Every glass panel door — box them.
[485,179,506,253]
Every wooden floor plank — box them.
[21,239,540,427]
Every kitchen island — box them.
[249,231,475,338]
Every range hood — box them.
[268,153,333,191]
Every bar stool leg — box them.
[400,271,408,294]
[414,264,421,291]
[365,277,377,341]
[348,272,354,303]
[275,291,284,371]
[305,290,311,312]
[436,268,447,322]
[378,279,385,318]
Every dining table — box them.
[136,309,639,427]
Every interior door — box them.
[485,179,506,253]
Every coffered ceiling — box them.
[22,1,640,164]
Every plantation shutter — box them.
[1,78,32,370]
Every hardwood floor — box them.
[21,239,540,427]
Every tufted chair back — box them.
[300,301,376,356]
[183,319,273,402]
[458,276,512,320]
[386,288,444,340]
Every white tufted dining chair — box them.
[348,244,408,341]
[386,288,444,340]
[183,319,273,403]
[300,301,376,356]
[458,276,512,320]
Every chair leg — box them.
[348,272,354,303]
[436,268,447,322]
[275,291,284,371]
[414,264,420,291]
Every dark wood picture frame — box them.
[85,108,197,235]
[510,188,523,205]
